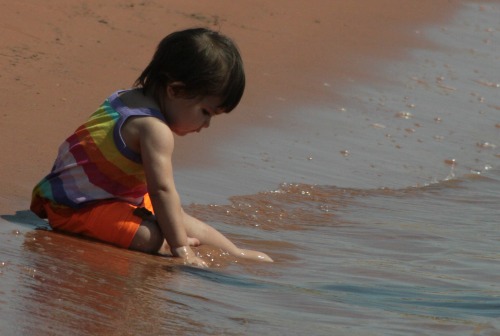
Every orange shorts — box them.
[38,194,155,248]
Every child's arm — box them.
[137,117,207,267]
[132,116,272,264]
[181,210,273,262]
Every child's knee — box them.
[129,220,164,253]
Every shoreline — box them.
[0,0,468,212]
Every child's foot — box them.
[187,237,200,247]
[239,249,273,262]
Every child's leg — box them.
[43,200,143,249]
[129,195,201,254]
[129,219,164,253]
[127,195,271,261]
[129,219,201,254]
[181,209,273,262]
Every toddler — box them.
[31,28,272,267]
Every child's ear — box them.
[166,82,186,99]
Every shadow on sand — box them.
[1,210,50,230]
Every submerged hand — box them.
[172,246,208,268]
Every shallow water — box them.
[1,2,499,336]
[1,170,499,335]
[174,1,499,206]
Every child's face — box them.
[163,88,223,136]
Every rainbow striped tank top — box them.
[31,90,165,216]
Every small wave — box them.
[317,283,500,318]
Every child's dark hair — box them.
[135,28,245,113]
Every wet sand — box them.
[0,0,464,212]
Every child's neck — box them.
[119,88,160,111]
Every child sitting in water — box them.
[30,28,272,267]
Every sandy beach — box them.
[0,0,464,212]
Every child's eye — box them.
[202,109,211,116]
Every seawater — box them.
[1,171,498,335]
[0,2,499,336]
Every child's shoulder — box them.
[121,109,173,155]
[118,88,160,111]
[117,89,172,154]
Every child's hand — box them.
[172,246,208,268]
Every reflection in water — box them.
[17,231,192,335]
